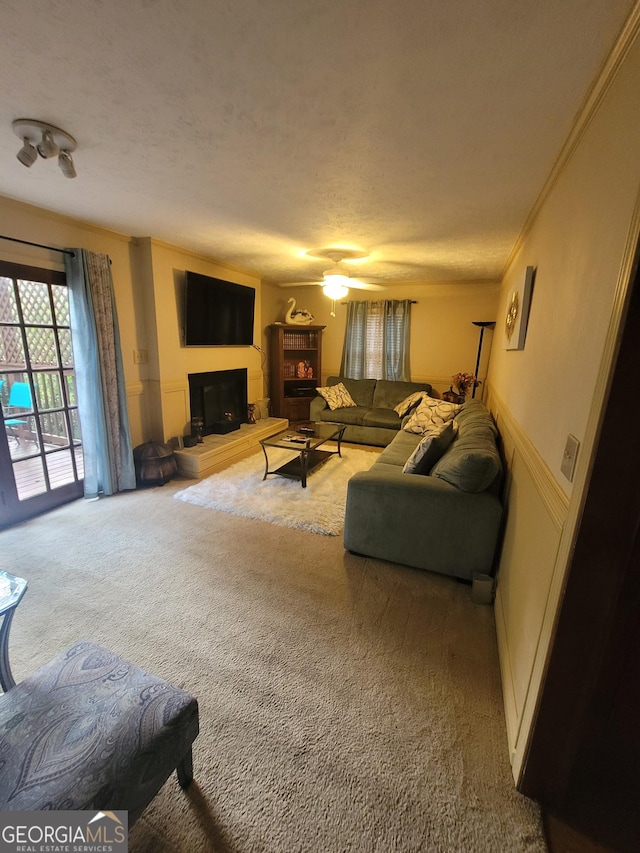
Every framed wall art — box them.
[504,265,535,350]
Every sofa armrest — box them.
[344,468,502,580]
[310,395,328,420]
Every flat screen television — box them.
[184,271,255,346]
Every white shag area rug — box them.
[174,446,377,535]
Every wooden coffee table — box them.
[259,423,346,488]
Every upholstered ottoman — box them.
[0,640,199,826]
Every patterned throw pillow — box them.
[316,382,357,411]
[402,395,462,434]
[402,420,457,475]
[393,390,429,418]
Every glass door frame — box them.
[1,260,83,528]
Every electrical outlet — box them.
[561,434,580,482]
[133,349,148,364]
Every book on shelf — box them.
[283,331,317,348]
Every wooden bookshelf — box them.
[268,324,325,421]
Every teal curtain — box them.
[340,299,412,380]
[383,299,412,380]
[340,300,368,378]
[65,249,136,498]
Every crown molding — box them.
[503,2,640,278]
[140,236,262,282]
[0,192,133,244]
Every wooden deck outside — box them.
[8,437,84,500]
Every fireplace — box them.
[188,368,247,435]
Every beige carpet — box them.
[1,475,547,853]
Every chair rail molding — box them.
[125,381,144,397]
[486,386,569,530]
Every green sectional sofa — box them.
[343,400,503,581]
[309,376,433,447]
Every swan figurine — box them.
[285,297,314,325]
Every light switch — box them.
[133,349,148,364]
[561,434,580,482]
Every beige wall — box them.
[138,238,263,441]
[262,281,499,395]
[0,199,264,445]
[4,196,495,449]
[488,25,640,779]
[0,199,149,443]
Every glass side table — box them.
[0,571,28,692]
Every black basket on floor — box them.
[133,441,178,487]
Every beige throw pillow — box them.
[316,382,357,411]
[402,421,457,475]
[402,395,462,434]
[393,390,429,418]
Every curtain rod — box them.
[0,234,75,257]
[340,299,418,304]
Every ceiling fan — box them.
[279,248,386,306]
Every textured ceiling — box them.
[0,1,635,285]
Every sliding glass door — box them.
[0,260,83,527]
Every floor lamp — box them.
[472,321,495,398]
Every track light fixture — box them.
[58,150,77,179]
[12,118,77,178]
[37,129,58,159]
[16,138,38,167]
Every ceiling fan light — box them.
[323,280,349,300]
[323,266,350,282]
[17,137,37,167]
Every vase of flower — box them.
[442,386,466,404]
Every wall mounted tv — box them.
[184,271,255,346]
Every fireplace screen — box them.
[188,368,247,436]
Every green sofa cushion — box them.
[430,435,502,492]
[327,376,376,408]
[372,379,433,410]
[376,431,422,466]
[452,399,498,435]
[318,406,369,426]
[363,408,403,429]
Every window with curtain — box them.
[340,300,412,381]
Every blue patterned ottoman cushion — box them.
[0,640,199,825]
